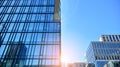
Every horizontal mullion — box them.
[0,58,59,60]
[0,21,61,23]
[1,32,60,33]
[0,5,54,7]
[1,44,60,45]
[1,13,54,14]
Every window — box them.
[3,14,9,22]
[0,7,4,13]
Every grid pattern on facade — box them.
[0,0,61,67]
[93,42,120,60]
[86,42,120,67]
[100,35,120,42]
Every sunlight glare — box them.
[61,56,69,63]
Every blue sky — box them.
[61,0,120,63]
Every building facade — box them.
[0,0,61,67]
[73,62,86,67]
[86,63,95,67]
[86,35,120,67]
[99,35,120,42]
[67,62,86,67]
[104,61,120,67]
[3,42,27,67]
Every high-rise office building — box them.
[67,62,86,67]
[73,62,86,67]
[104,61,120,67]
[86,35,120,67]
[86,63,95,67]
[0,0,61,67]
[4,42,27,67]
[99,35,120,42]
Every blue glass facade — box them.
[104,61,120,67]
[0,0,61,67]
[4,42,27,67]
[86,42,120,67]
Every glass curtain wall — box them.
[86,42,120,67]
[0,0,61,67]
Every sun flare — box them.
[61,56,69,63]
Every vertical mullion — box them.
[26,1,33,66]
[38,0,43,65]
[27,15,34,67]
[30,23,37,66]
[1,14,15,66]
[1,14,14,62]
[9,7,19,42]
[40,0,48,65]
[23,0,28,66]
[0,14,14,65]
[0,1,4,6]
[29,15,37,66]
[1,5,15,55]
[10,13,23,66]
[30,9,39,65]
[44,0,49,65]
